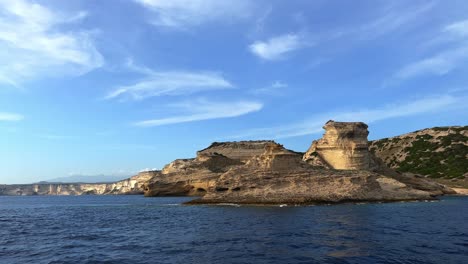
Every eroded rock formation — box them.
[183,121,454,204]
[143,152,244,196]
[197,141,277,162]
[303,120,370,170]
[187,142,436,205]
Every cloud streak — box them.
[394,46,468,80]
[0,0,103,85]
[249,33,308,60]
[230,94,466,139]
[134,0,253,29]
[389,18,468,83]
[106,68,233,100]
[250,81,288,95]
[0,112,24,121]
[134,99,262,127]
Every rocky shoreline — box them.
[2,120,465,205]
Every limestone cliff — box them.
[187,143,435,205]
[303,120,370,170]
[197,140,278,162]
[143,152,243,196]
[142,121,453,204]
[0,171,156,196]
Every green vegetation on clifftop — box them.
[370,126,468,179]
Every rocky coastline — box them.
[0,171,155,196]
[2,120,465,205]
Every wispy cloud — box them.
[134,0,253,29]
[354,2,434,40]
[0,0,103,85]
[393,46,468,81]
[444,19,468,37]
[134,99,262,127]
[249,33,309,60]
[106,61,233,100]
[0,112,24,122]
[250,81,288,95]
[389,18,468,84]
[230,94,466,139]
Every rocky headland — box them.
[184,121,454,205]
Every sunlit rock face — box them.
[303,120,370,170]
[143,152,244,197]
[187,141,438,205]
[197,141,276,162]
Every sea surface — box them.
[0,196,467,264]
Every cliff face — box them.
[187,142,435,205]
[143,152,244,197]
[0,171,156,196]
[370,126,468,178]
[143,121,453,204]
[197,141,277,162]
[303,121,370,170]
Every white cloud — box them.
[105,67,234,100]
[134,99,262,127]
[249,33,307,60]
[356,2,434,39]
[139,168,158,172]
[134,0,253,29]
[230,94,465,139]
[0,0,103,85]
[250,81,288,95]
[0,112,23,121]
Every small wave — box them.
[216,203,241,207]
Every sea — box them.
[0,195,467,264]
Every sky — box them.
[1,0,467,184]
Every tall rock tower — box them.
[303,120,370,170]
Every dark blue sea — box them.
[0,196,467,264]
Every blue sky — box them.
[1,0,467,184]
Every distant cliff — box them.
[0,171,156,196]
[370,126,468,179]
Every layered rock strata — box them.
[143,153,243,196]
[303,120,370,170]
[186,142,441,204]
[197,141,278,162]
